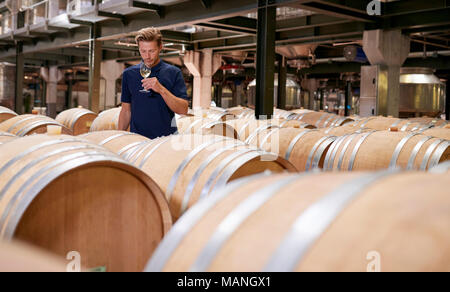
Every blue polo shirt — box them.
[121,61,189,139]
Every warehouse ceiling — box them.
[0,0,449,77]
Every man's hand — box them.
[142,77,188,115]
[142,77,164,93]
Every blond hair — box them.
[135,27,163,47]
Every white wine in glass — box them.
[140,63,152,93]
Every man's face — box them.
[139,41,162,67]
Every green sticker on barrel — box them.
[89,266,107,272]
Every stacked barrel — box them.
[1,102,449,272]
[177,116,238,139]
[0,115,72,136]
[146,170,450,272]
[55,108,98,135]
[315,116,450,171]
[0,134,171,272]
[89,107,123,132]
[0,106,18,123]
[81,132,296,220]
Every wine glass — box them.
[140,63,152,93]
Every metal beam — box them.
[97,11,128,25]
[0,28,91,59]
[405,24,450,36]
[68,18,94,26]
[195,23,256,35]
[296,1,379,23]
[197,35,257,52]
[161,30,192,43]
[403,55,450,70]
[300,62,363,74]
[385,8,450,31]
[255,0,276,119]
[276,14,351,32]
[383,0,450,16]
[277,21,366,44]
[99,0,260,41]
[208,16,257,33]
[303,0,371,13]
[197,21,366,50]
[200,0,212,9]
[191,30,242,43]
[129,0,165,18]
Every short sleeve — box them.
[121,70,132,104]
[172,69,189,101]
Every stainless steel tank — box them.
[247,74,301,108]
[400,67,446,118]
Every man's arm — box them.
[118,103,131,131]
[158,86,189,115]
[142,77,189,115]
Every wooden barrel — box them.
[269,118,315,129]
[247,127,337,172]
[55,108,98,135]
[210,106,227,112]
[0,132,16,145]
[227,106,254,119]
[429,161,450,173]
[177,116,214,133]
[0,115,72,136]
[237,109,255,119]
[291,108,313,114]
[418,127,450,140]
[177,116,239,139]
[324,130,450,171]
[320,124,373,136]
[0,134,171,272]
[90,107,122,132]
[408,117,447,128]
[79,130,151,158]
[207,110,236,122]
[146,171,450,272]
[0,241,67,272]
[0,106,17,123]
[123,134,296,220]
[350,116,427,132]
[291,111,353,128]
[273,108,299,120]
[225,118,312,143]
[190,108,235,122]
[225,119,278,143]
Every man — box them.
[118,27,189,139]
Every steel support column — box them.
[345,81,352,116]
[89,24,102,113]
[277,54,287,110]
[255,0,276,119]
[217,84,222,108]
[446,79,450,121]
[66,80,73,110]
[15,42,24,114]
